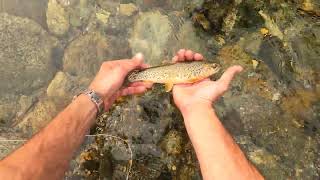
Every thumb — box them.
[216,65,243,93]
[130,52,144,68]
[121,53,145,73]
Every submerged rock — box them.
[68,0,94,28]
[97,0,119,14]
[129,11,173,65]
[0,13,60,126]
[46,71,78,100]
[119,3,138,16]
[63,32,109,79]
[15,98,64,135]
[298,0,320,16]
[289,23,320,87]
[0,96,18,126]
[0,0,48,27]
[191,0,236,33]
[0,128,26,160]
[259,10,284,40]
[0,13,59,96]
[47,0,70,36]
[173,21,207,57]
[235,135,287,178]
[161,130,183,155]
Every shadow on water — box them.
[0,0,319,179]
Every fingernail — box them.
[172,56,178,62]
[134,52,144,60]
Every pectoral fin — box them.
[164,83,174,92]
[187,77,203,83]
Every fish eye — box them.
[211,64,217,68]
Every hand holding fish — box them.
[170,50,262,180]
[171,49,243,112]
[89,53,153,111]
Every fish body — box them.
[128,61,221,91]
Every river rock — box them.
[235,135,287,179]
[63,32,109,79]
[129,11,173,65]
[161,130,183,155]
[99,90,175,144]
[119,3,138,16]
[47,71,77,100]
[16,98,62,135]
[0,96,18,126]
[0,0,48,27]
[0,128,26,160]
[68,0,94,28]
[0,13,59,96]
[97,0,119,14]
[290,23,320,86]
[0,13,59,125]
[173,21,207,57]
[47,0,70,36]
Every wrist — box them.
[88,84,113,100]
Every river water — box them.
[0,0,319,179]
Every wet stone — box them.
[0,13,59,125]
[63,32,109,79]
[47,0,70,36]
[119,3,138,16]
[0,0,48,27]
[46,71,78,100]
[68,0,94,28]
[161,130,183,155]
[15,98,64,135]
[129,11,174,65]
[0,127,26,160]
[0,13,59,96]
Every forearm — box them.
[181,104,263,180]
[0,95,97,180]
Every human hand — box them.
[89,53,153,110]
[171,49,243,113]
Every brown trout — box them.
[128,61,221,92]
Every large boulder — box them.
[0,13,60,125]
[0,13,59,96]
[16,98,63,135]
[63,32,109,80]
[129,11,173,65]
[0,0,48,28]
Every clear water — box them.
[0,0,319,179]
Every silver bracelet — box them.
[73,89,104,114]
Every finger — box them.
[172,56,178,63]
[177,49,186,61]
[185,50,194,60]
[194,53,204,61]
[217,65,243,93]
[120,86,147,96]
[120,53,145,72]
[128,81,153,88]
[141,63,150,69]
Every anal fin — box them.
[164,83,174,92]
